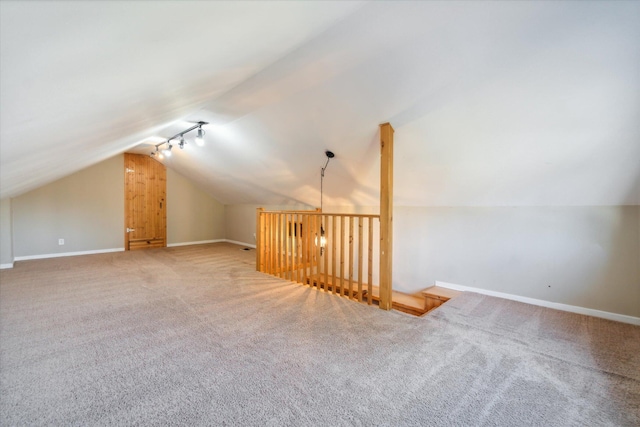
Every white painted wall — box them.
[12,156,125,257]
[0,198,13,267]
[393,206,640,318]
[11,154,226,259]
[167,169,225,245]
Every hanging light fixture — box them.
[150,121,208,160]
[317,150,334,255]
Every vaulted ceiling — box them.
[1,1,638,207]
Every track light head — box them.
[163,143,172,157]
[179,136,185,149]
[195,127,205,147]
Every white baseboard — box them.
[167,239,224,247]
[14,248,125,262]
[435,281,640,326]
[10,240,255,263]
[224,240,256,249]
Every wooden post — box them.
[256,208,264,272]
[379,123,394,310]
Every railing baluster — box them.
[275,213,280,277]
[266,212,270,274]
[273,213,277,276]
[315,214,322,289]
[322,215,328,292]
[280,213,285,279]
[291,214,296,282]
[368,217,374,305]
[348,216,354,299]
[284,214,289,280]
[272,213,278,275]
[302,214,308,286]
[358,216,363,302]
[295,214,300,284]
[332,215,337,295]
[340,216,345,297]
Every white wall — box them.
[167,169,225,245]
[12,156,125,257]
[0,198,13,267]
[11,154,226,259]
[394,206,640,318]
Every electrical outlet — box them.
[58,238,65,245]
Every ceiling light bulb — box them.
[195,127,205,146]
[163,144,172,157]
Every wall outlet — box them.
[58,238,65,245]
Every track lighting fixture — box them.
[150,121,208,159]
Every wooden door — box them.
[124,153,167,250]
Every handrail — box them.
[259,210,380,219]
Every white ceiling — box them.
[1,1,638,206]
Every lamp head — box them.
[195,127,205,146]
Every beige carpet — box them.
[1,243,638,426]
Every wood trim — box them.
[379,122,394,310]
[260,211,380,219]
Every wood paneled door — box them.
[124,153,167,250]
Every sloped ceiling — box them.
[1,1,639,207]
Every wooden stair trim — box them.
[421,286,462,300]
[304,274,428,316]
[422,286,462,312]
[296,273,464,317]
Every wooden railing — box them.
[256,208,388,307]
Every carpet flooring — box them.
[1,243,638,426]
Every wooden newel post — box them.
[379,123,394,310]
[256,208,264,272]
